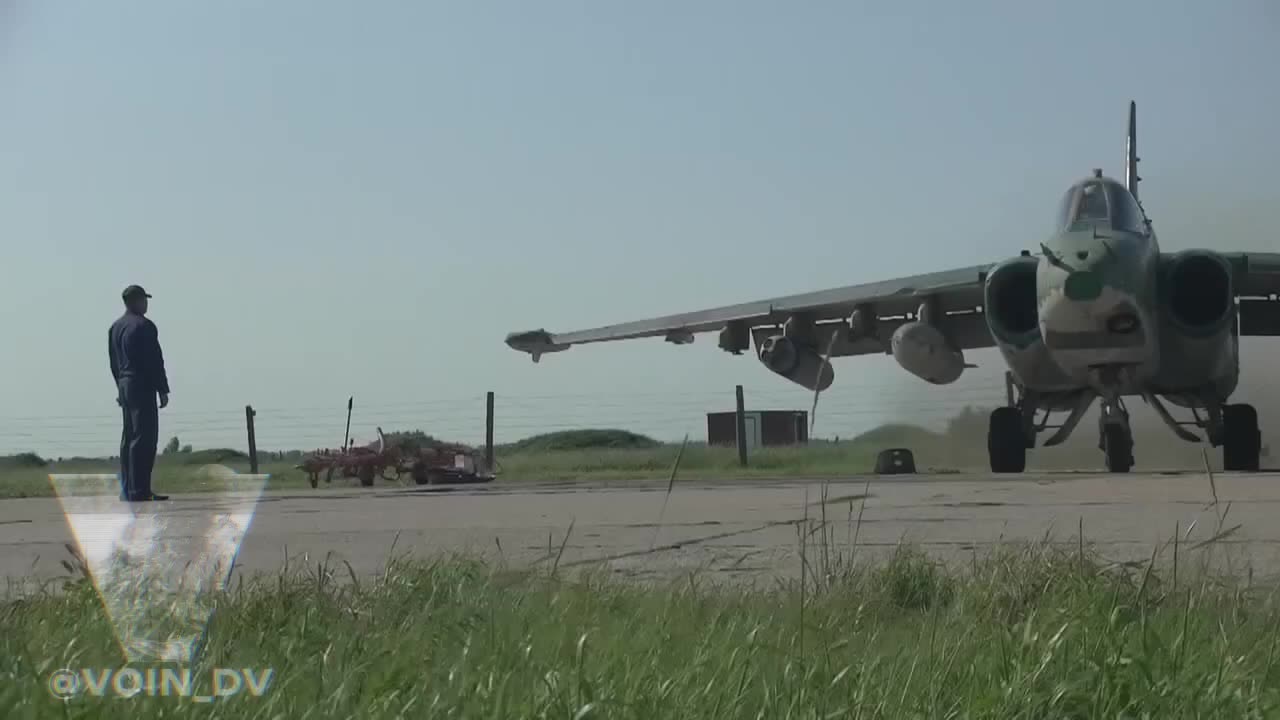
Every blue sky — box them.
[2,1,1278,455]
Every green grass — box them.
[0,457,310,499]
[3,413,1271,498]
[3,535,1280,717]
[497,442,885,481]
[0,442,1263,500]
[0,440,950,498]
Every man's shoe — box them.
[149,493,169,501]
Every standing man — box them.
[109,285,171,502]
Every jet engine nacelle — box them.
[1163,250,1234,335]
[979,255,1077,391]
[983,255,1041,344]
[890,321,966,385]
[757,335,834,392]
[1153,250,1239,398]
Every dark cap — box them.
[122,285,152,300]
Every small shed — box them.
[707,410,809,451]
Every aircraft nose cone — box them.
[1063,271,1103,302]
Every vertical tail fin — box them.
[1125,100,1140,201]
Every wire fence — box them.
[2,380,1012,460]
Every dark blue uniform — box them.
[109,312,170,500]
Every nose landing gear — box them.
[1098,397,1134,473]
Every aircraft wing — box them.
[505,262,1001,361]
[1231,252,1280,336]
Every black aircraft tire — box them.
[988,407,1026,474]
[1102,425,1133,473]
[1223,404,1261,472]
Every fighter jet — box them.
[506,102,1280,474]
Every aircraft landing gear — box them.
[989,374,1034,474]
[1098,398,1133,473]
[1222,403,1261,472]
[988,406,1028,473]
[1146,393,1264,472]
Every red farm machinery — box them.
[295,398,495,488]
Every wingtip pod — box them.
[505,329,570,362]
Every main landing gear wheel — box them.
[988,407,1027,473]
[1222,403,1261,472]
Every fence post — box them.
[245,405,259,474]
[485,391,495,470]
[735,385,747,467]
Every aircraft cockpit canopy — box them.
[1054,178,1147,234]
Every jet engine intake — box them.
[757,335,834,392]
[890,321,966,385]
[980,255,1077,391]
[1165,250,1233,333]
[983,255,1040,342]
[1150,250,1239,393]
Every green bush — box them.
[382,430,441,452]
[508,429,661,453]
[177,448,249,465]
[0,452,47,468]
